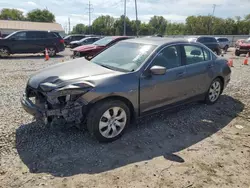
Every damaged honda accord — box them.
[21,38,231,142]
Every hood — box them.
[72,44,104,52]
[28,58,118,89]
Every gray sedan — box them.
[21,38,231,142]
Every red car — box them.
[71,36,133,58]
[235,39,250,56]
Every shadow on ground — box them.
[16,95,244,177]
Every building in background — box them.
[0,20,65,37]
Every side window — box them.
[197,37,204,43]
[203,48,211,61]
[184,45,205,65]
[151,45,181,69]
[47,32,57,38]
[12,32,26,40]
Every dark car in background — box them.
[21,38,231,142]
[69,36,102,49]
[0,30,65,57]
[71,36,133,58]
[235,39,250,56]
[188,36,221,55]
[215,37,230,52]
[63,34,95,46]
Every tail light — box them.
[60,39,64,43]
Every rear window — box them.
[217,38,229,42]
[199,37,217,43]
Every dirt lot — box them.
[0,48,250,188]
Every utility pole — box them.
[68,17,71,34]
[86,1,94,34]
[135,0,138,37]
[123,0,126,36]
[210,4,216,35]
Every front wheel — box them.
[0,47,10,58]
[87,100,130,142]
[235,50,240,56]
[205,78,223,105]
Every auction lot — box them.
[0,48,250,188]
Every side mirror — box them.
[150,65,166,75]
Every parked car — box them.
[0,30,65,57]
[71,36,133,58]
[63,34,95,46]
[21,37,231,142]
[188,36,221,55]
[69,36,102,49]
[235,39,246,47]
[235,39,250,56]
[215,37,230,51]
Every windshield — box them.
[93,37,114,46]
[91,42,157,72]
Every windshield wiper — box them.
[99,64,130,72]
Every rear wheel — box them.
[0,47,10,58]
[87,100,130,142]
[47,47,57,57]
[235,50,240,56]
[224,45,229,52]
[205,78,223,105]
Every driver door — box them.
[139,45,188,114]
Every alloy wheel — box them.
[47,47,56,56]
[0,48,10,57]
[99,107,127,138]
[209,80,221,102]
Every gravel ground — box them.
[0,48,250,188]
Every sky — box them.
[1,0,250,32]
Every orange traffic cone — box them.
[228,58,234,67]
[45,48,49,61]
[243,53,249,65]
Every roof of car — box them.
[124,37,189,46]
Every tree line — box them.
[0,8,55,22]
[73,14,250,36]
[1,8,250,36]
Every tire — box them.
[0,46,10,58]
[224,45,229,52]
[205,78,223,105]
[235,50,240,56]
[87,99,130,142]
[47,46,57,57]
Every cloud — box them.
[26,1,38,6]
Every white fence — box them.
[164,35,250,47]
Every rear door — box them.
[182,44,215,98]
[26,31,48,53]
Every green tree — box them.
[148,16,168,35]
[0,8,25,20]
[92,15,115,35]
[26,9,55,22]
[165,23,186,35]
[71,24,88,34]
[114,16,133,35]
